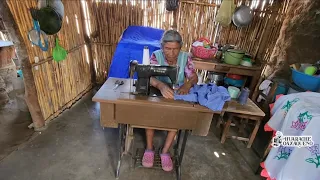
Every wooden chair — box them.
[252,78,284,174]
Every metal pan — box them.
[232,5,253,28]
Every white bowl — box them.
[240,60,252,67]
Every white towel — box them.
[257,80,272,102]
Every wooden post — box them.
[171,8,178,30]
[256,0,281,61]
[0,0,46,130]
[80,2,96,86]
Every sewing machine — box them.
[129,60,178,95]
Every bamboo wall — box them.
[7,0,91,120]
[6,0,289,122]
[178,0,291,63]
[217,0,291,62]
[84,0,175,83]
[86,0,290,82]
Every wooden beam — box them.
[80,2,96,86]
[256,0,281,62]
[31,44,86,67]
[0,0,45,130]
[171,9,178,30]
[180,0,217,7]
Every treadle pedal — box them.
[134,148,176,170]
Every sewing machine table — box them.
[92,78,265,179]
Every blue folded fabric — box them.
[174,83,231,111]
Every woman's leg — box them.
[143,129,155,168]
[160,130,176,172]
[162,130,177,153]
[146,129,155,150]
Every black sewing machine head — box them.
[129,60,178,95]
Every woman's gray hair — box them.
[161,30,183,47]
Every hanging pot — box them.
[37,0,64,18]
[206,72,224,86]
[166,0,179,11]
[30,0,64,35]
[232,5,253,28]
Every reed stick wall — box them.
[6,0,288,121]
[7,0,91,120]
[217,0,291,63]
[178,0,291,63]
[87,0,290,82]
[84,0,174,83]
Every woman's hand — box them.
[159,83,174,99]
[177,83,192,95]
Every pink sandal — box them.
[142,150,154,168]
[160,153,173,172]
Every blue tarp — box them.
[108,26,165,79]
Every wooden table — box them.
[93,78,215,180]
[92,78,216,136]
[216,100,266,148]
[193,57,263,97]
[92,77,265,179]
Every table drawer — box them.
[100,103,118,128]
[115,104,198,130]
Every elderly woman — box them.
[142,30,198,171]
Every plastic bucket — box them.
[224,49,245,65]
[224,77,245,87]
[291,68,320,92]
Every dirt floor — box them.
[0,76,34,161]
[0,87,265,180]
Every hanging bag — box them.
[53,37,67,62]
[215,0,236,27]
[28,19,49,51]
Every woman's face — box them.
[162,42,181,62]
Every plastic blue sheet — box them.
[108,26,165,79]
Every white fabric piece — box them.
[192,41,203,47]
[259,80,272,90]
[257,80,272,102]
[264,92,320,180]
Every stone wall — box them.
[264,0,320,78]
[0,62,16,106]
[0,46,15,68]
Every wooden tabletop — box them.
[192,57,262,71]
[92,78,265,117]
[92,78,196,110]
